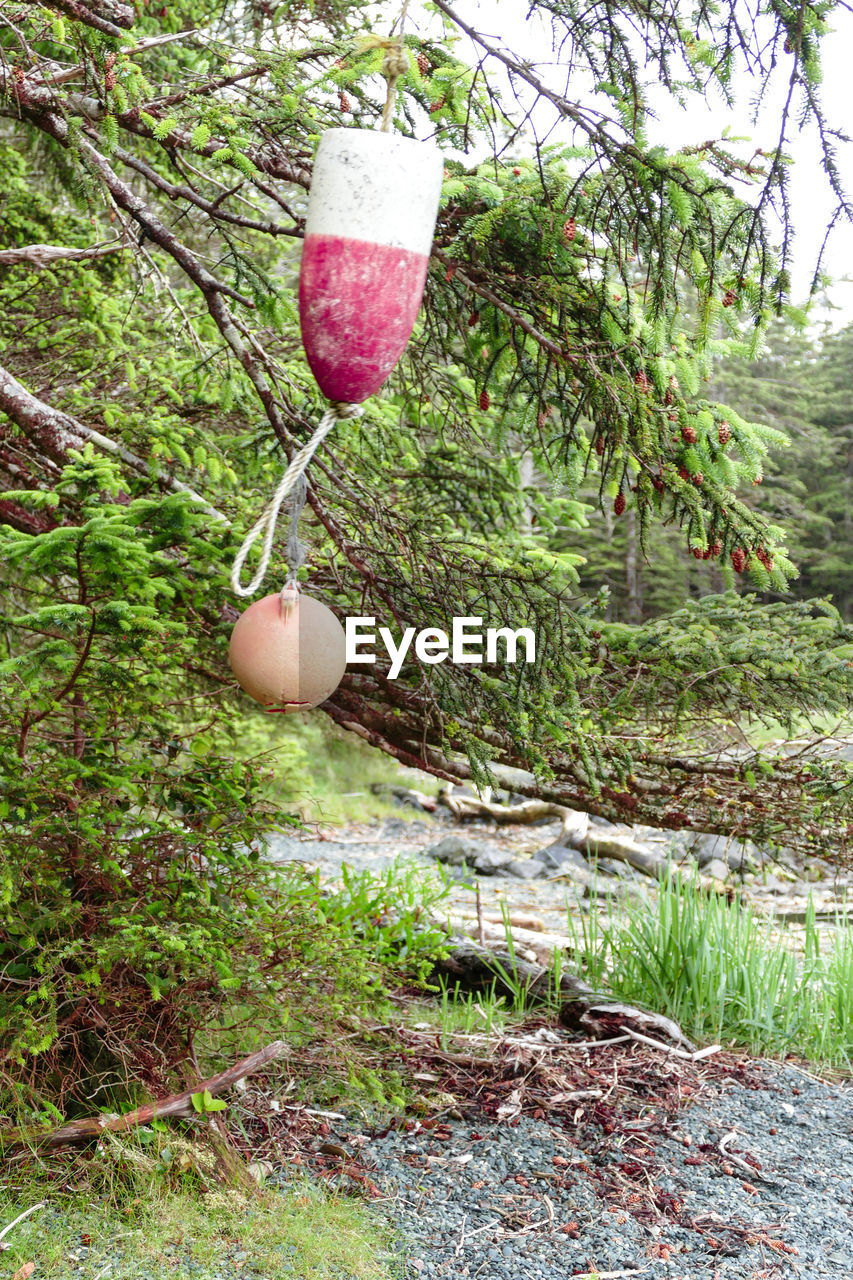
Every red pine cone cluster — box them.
[479,389,490,411]
[693,539,725,560]
[594,436,605,456]
[731,547,748,573]
[722,289,737,307]
[652,476,665,493]
[417,51,430,76]
[430,96,446,113]
[634,370,651,394]
[468,311,480,327]
[339,92,351,112]
[563,217,577,243]
[692,472,703,486]
[681,425,697,444]
[756,546,773,571]
[718,421,732,445]
[614,492,626,516]
[678,465,690,482]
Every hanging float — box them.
[229,44,443,714]
[229,588,347,713]
[299,128,443,404]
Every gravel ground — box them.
[265,820,853,1277]
[286,1057,853,1280]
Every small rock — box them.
[536,843,589,873]
[472,847,516,875]
[506,858,547,880]
[692,832,756,872]
[703,857,731,882]
[426,835,485,866]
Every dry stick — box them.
[476,881,485,946]
[0,1202,46,1248]
[718,1131,783,1185]
[3,1041,287,1152]
[623,1028,720,1062]
[0,238,128,267]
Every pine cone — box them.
[678,465,690,482]
[614,492,626,516]
[479,389,490,411]
[681,425,697,444]
[594,436,605,456]
[692,471,703,486]
[731,547,747,573]
[430,96,446,113]
[710,539,722,557]
[722,289,737,308]
[339,92,351,113]
[468,311,480,327]
[417,51,430,76]
[634,371,651,394]
[718,422,732,445]
[563,217,576,243]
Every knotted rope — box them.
[230,401,363,598]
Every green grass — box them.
[1,1141,393,1280]
[562,875,853,1066]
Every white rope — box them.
[230,401,363,598]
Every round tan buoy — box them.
[229,589,346,712]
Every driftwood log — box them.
[437,785,731,893]
[439,786,571,827]
[433,934,695,1051]
[1,1040,288,1153]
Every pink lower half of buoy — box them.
[299,233,429,403]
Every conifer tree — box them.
[0,0,851,862]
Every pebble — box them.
[276,1062,853,1280]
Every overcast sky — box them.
[403,1,853,323]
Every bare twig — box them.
[0,1202,46,1250]
[0,237,128,267]
[3,1041,288,1151]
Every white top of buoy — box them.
[305,128,443,257]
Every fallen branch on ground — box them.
[1,1041,288,1152]
[433,933,696,1050]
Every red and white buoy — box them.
[299,128,443,404]
[229,589,347,712]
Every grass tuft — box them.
[0,1144,393,1279]
[564,872,853,1066]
